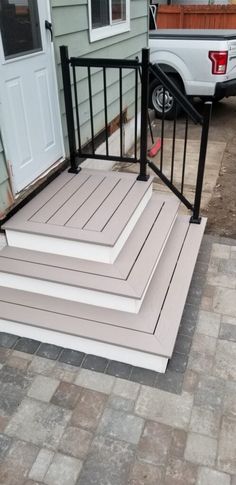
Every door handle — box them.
[45,20,53,41]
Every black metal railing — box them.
[60,46,211,223]
[147,62,212,223]
[60,45,149,181]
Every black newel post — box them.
[60,45,80,174]
[137,48,150,182]
[190,101,212,224]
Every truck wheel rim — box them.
[152,85,174,113]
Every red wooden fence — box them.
[156,5,236,29]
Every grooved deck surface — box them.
[3,170,153,246]
[0,193,180,299]
[0,216,207,357]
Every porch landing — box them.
[1,168,206,373]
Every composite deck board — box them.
[82,178,135,232]
[67,177,134,230]
[0,216,190,336]
[23,171,76,222]
[3,170,153,246]
[0,194,165,280]
[0,195,180,299]
[156,217,207,356]
[30,172,90,223]
[48,174,105,226]
[0,217,206,357]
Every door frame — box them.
[0,0,65,197]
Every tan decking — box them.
[0,216,206,356]
[0,194,180,303]
[0,167,206,372]
[3,169,153,246]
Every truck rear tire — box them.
[149,76,183,120]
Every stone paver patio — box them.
[0,234,236,484]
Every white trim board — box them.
[0,319,168,373]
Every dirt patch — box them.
[202,104,236,239]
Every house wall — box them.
[0,0,148,218]
[51,0,149,152]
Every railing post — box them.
[190,101,212,224]
[137,48,150,181]
[60,45,80,174]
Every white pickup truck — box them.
[149,29,236,118]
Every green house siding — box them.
[51,0,149,152]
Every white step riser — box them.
[0,273,140,313]
[5,186,152,263]
[0,319,168,373]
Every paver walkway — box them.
[0,234,236,484]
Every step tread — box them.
[0,194,180,299]
[0,216,206,357]
[3,169,153,246]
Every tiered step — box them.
[0,169,206,373]
[3,170,153,263]
[0,194,179,313]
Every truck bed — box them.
[149,29,236,40]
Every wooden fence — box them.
[156,5,236,29]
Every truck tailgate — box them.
[227,40,236,80]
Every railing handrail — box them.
[70,57,140,70]
[149,63,203,125]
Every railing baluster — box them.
[160,85,165,172]
[88,66,95,155]
[171,103,177,184]
[119,68,123,158]
[103,67,109,157]
[134,68,138,161]
[191,102,212,223]
[181,115,188,195]
[138,48,149,181]
[60,45,79,174]
[72,66,82,155]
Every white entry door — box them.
[0,0,64,193]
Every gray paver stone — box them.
[5,398,71,450]
[59,426,93,459]
[71,388,107,431]
[137,420,172,466]
[112,378,140,400]
[184,433,217,466]
[165,457,198,485]
[44,453,82,485]
[214,340,236,380]
[217,416,236,474]
[97,407,144,444]
[196,310,221,338]
[75,369,114,394]
[196,466,231,485]
[27,375,59,402]
[0,439,39,485]
[128,461,164,484]
[51,381,81,410]
[194,376,225,409]
[28,448,54,482]
[76,435,135,485]
[189,406,221,438]
[135,387,193,430]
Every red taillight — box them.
[209,51,228,75]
